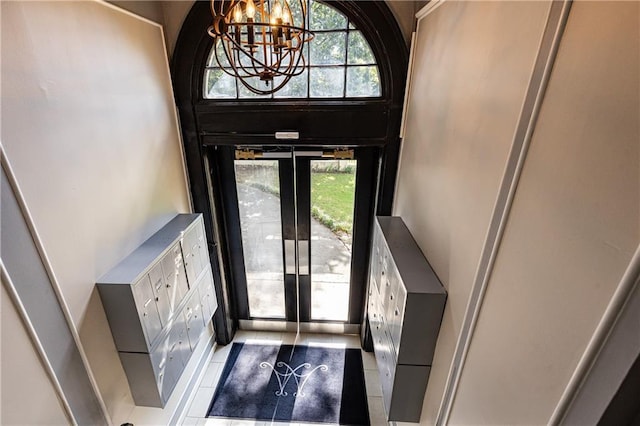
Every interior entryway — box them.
[172,0,408,343]
[213,146,377,328]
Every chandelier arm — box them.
[221,37,239,71]
[300,0,308,31]
[219,32,261,77]
[230,56,265,79]
[237,48,307,79]
[221,37,263,79]
[208,0,314,95]
[276,52,300,79]
[276,38,306,73]
[215,54,262,79]
[211,0,217,19]
[248,56,265,80]
[257,32,308,73]
[280,54,299,77]
[212,40,232,71]
[236,74,275,95]
[227,41,272,79]
[222,42,275,77]
[236,53,269,79]
[220,44,310,80]
[275,50,297,76]
[295,51,307,73]
[218,21,313,46]
[212,38,240,73]
[234,59,299,94]
[221,0,241,18]
[270,74,296,93]
[219,25,304,76]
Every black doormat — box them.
[207,343,370,425]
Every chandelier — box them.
[208,0,314,95]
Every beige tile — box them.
[254,331,284,340]
[187,387,216,417]
[368,396,388,426]
[365,370,383,397]
[280,332,299,345]
[246,331,284,344]
[334,333,361,348]
[198,418,232,426]
[300,332,337,346]
[181,416,201,426]
[229,420,268,426]
[201,362,223,388]
[211,343,232,363]
[233,330,257,342]
[269,421,305,425]
[361,350,377,370]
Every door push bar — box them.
[235,149,354,160]
[284,239,309,276]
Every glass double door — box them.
[221,146,375,325]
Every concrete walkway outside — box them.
[237,183,351,320]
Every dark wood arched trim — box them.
[171,0,408,343]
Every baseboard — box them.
[238,319,360,335]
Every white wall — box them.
[394,1,551,423]
[448,1,639,423]
[396,0,639,424]
[160,0,194,56]
[385,0,421,46]
[1,284,70,426]
[1,1,191,423]
[108,0,165,24]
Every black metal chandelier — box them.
[208,0,314,95]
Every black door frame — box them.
[215,145,378,325]
[172,0,408,344]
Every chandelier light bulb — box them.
[233,5,243,23]
[246,0,256,19]
[273,1,283,20]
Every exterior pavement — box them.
[237,183,352,320]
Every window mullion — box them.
[344,25,350,97]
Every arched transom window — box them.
[203,0,381,99]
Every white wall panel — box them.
[449,1,639,424]
[1,1,190,422]
[393,2,551,422]
[1,284,70,426]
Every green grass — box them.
[311,172,356,235]
[238,163,356,237]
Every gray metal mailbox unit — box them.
[97,214,217,407]
[368,216,447,422]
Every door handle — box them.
[285,239,296,274]
[298,240,309,276]
[284,239,309,275]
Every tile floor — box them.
[181,331,387,426]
